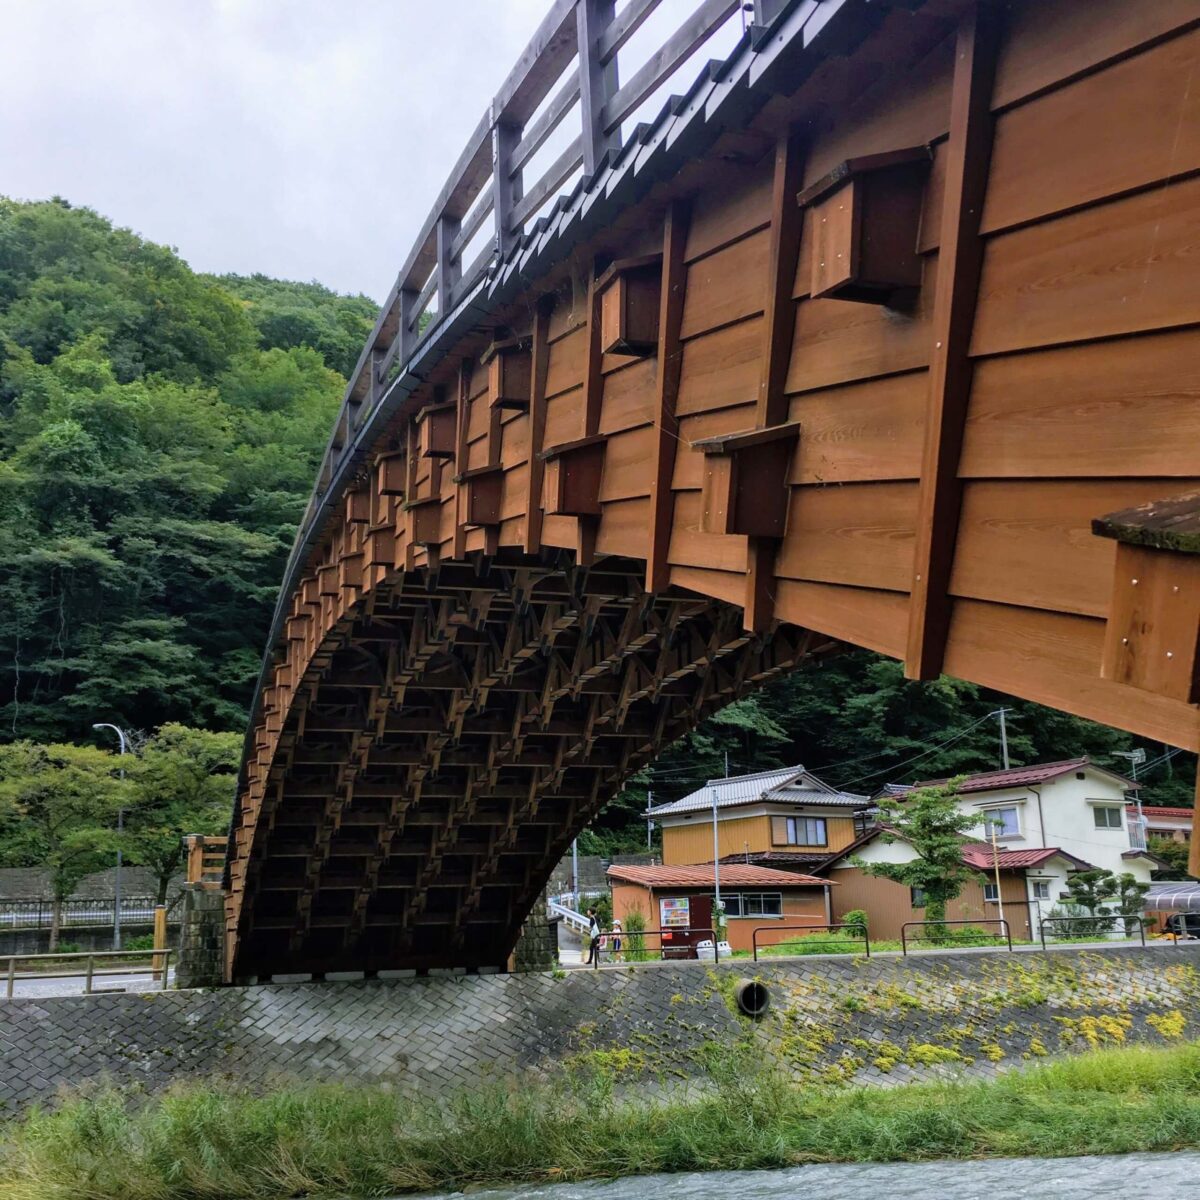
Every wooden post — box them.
[745,128,806,633]
[152,904,168,981]
[437,213,462,315]
[84,954,94,995]
[576,0,618,176]
[523,297,553,554]
[399,287,421,363]
[905,0,1000,680]
[186,835,203,885]
[1190,773,1200,880]
[645,199,690,593]
[491,114,522,259]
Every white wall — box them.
[955,767,1153,883]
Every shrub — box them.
[842,909,868,937]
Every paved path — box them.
[5,968,174,999]
[448,1152,1200,1200]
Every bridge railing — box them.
[308,0,793,513]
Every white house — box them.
[900,757,1161,911]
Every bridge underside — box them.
[234,552,829,977]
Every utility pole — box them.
[646,789,653,852]
[997,708,1010,770]
[92,723,128,950]
[571,838,579,911]
[711,783,721,913]
[990,818,1006,936]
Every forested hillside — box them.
[0,196,1191,857]
[0,197,375,740]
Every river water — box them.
[427,1152,1200,1200]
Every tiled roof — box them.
[819,828,1095,874]
[959,845,1094,871]
[646,765,868,817]
[607,863,829,889]
[716,851,836,870]
[907,756,1137,795]
[1141,806,1193,820]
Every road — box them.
[4,969,174,999]
[446,1152,1200,1200]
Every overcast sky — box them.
[1,1,556,302]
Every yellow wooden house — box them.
[648,766,871,869]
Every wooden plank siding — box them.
[661,813,860,866]
[829,866,1034,943]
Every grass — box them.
[4,1042,1200,1199]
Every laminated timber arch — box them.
[228,0,1200,979]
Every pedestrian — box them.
[610,916,623,963]
[586,907,602,967]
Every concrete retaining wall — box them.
[2,945,1198,1116]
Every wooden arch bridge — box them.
[226,0,1200,979]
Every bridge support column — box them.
[175,884,226,989]
[509,888,559,973]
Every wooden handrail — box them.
[310,0,754,519]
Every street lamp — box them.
[93,723,129,950]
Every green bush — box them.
[49,942,81,956]
[841,909,868,937]
[123,935,157,953]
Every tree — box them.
[1063,869,1118,937]
[1114,871,1151,939]
[123,724,240,904]
[854,781,978,931]
[0,741,128,947]
[1149,835,1193,880]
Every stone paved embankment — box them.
[1,944,1198,1115]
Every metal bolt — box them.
[1167,651,1174,659]
[1131,578,1138,585]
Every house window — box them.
[777,816,828,846]
[1094,806,1123,830]
[910,886,927,909]
[983,882,1000,902]
[722,893,783,918]
[1032,881,1051,901]
[983,806,1020,838]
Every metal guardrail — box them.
[4,948,172,999]
[751,922,870,961]
[1039,913,1148,949]
[594,926,718,967]
[901,919,1013,956]
[0,897,169,931]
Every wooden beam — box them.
[524,297,553,554]
[745,127,806,633]
[645,199,690,593]
[905,0,1000,680]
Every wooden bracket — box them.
[344,488,371,524]
[481,335,533,411]
[416,401,457,459]
[1094,492,1200,705]
[454,464,505,527]
[539,434,605,518]
[693,421,801,539]
[798,145,931,304]
[375,451,407,497]
[596,253,663,356]
[402,495,442,545]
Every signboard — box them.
[660,896,690,929]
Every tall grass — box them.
[5,1042,1200,1199]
